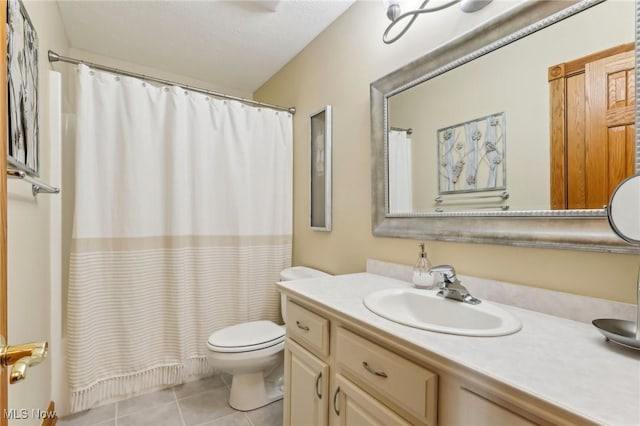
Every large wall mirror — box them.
[371,0,640,253]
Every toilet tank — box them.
[280,266,330,323]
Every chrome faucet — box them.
[428,265,481,305]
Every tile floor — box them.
[57,375,283,426]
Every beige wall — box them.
[255,0,640,304]
[7,1,69,422]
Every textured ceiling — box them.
[56,0,355,93]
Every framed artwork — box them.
[437,112,505,195]
[7,0,39,176]
[309,105,332,231]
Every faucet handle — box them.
[428,265,456,282]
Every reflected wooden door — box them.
[549,43,635,209]
[585,50,635,209]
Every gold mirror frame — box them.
[370,0,640,253]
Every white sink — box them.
[363,288,521,337]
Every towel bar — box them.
[7,169,60,197]
[434,191,509,204]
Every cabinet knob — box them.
[362,361,388,378]
[296,321,310,331]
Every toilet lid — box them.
[208,320,285,353]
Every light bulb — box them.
[460,0,492,13]
[384,0,401,21]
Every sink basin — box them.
[363,288,521,337]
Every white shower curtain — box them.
[388,130,413,213]
[67,65,292,412]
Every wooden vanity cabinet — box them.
[283,300,331,426]
[283,339,329,426]
[284,299,434,426]
[282,297,594,426]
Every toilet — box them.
[206,266,330,411]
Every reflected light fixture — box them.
[383,0,492,44]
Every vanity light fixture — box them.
[383,0,492,44]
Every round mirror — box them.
[607,174,640,245]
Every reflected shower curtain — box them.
[388,130,413,213]
[67,65,292,412]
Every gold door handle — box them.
[0,336,48,384]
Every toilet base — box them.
[228,363,284,411]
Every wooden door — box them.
[549,43,635,209]
[1,0,8,423]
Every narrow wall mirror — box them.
[371,0,640,253]
[310,105,332,231]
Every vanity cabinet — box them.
[282,297,593,426]
[284,299,432,426]
[284,301,331,426]
[283,339,329,426]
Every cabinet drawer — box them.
[336,327,437,425]
[286,301,330,357]
[335,374,412,426]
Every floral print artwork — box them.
[437,112,505,194]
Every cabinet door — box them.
[333,374,411,426]
[457,387,539,426]
[284,339,329,426]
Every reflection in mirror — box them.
[607,174,640,244]
[387,0,635,215]
[388,128,413,212]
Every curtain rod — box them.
[390,126,413,135]
[47,50,296,115]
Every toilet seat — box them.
[208,320,285,353]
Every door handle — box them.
[0,336,48,384]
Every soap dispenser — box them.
[412,243,435,289]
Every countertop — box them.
[276,272,640,426]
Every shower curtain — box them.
[67,65,292,412]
